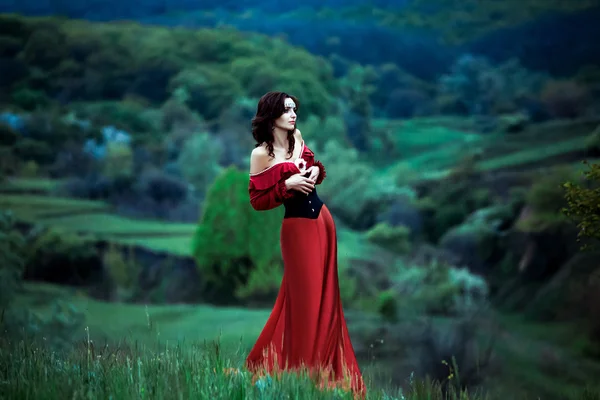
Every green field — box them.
[372,117,598,185]
[0,179,384,260]
[0,184,197,257]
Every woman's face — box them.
[273,97,297,131]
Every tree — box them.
[191,166,283,304]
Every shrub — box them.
[0,211,27,310]
[10,88,51,111]
[103,141,133,179]
[0,211,85,350]
[385,260,489,318]
[177,132,223,195]
[315,140,406,230]
[417,182,492,245]
[438,54,547,116]
[562,161,600,249]
[103,243,141,301]
[192,166,283,304]
[517,166,581,234]
[13,138,55,165]
[138,168,189,204]
[366,223,411,255]
[24,226,103,287]
[540,79,591,119]
[0,121,19,146]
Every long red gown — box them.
[245,142,365,396]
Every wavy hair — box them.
[251,91,299,159]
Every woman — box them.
[245,91,365,396]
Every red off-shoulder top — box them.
[248,142,327,211]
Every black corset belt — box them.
[283,188,323,219]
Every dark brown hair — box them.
[251,91,299,159]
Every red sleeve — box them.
[302,145,326,185]
[314,160,326,185]
[249,166,295,211]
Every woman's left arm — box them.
[296,128,327,185]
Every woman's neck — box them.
[272,128,289,149]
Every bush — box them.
[0,121,19,146]
[315,140,406,230]
[438,54,547,116]
[418,183,492,245]
[103,243,141,301]
[24,226,103,287]
[177,132,223,195]
[539,79,592,119]
[103,141,133,179]
[384,260,489,318]
[366,222,411,255]
[562,161,600,249]
[192,166,283,304]
[13,138,55,165]
[517,166,581,234]
[138,168,189,204]
[0,211,85,350]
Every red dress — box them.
[245,142,365,396]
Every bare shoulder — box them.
[295,128,303,143]
[249,145,270,174]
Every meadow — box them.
[3,111,600,399]
[1,10,599,399]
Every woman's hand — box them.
[307,166,320,183]
[285,173,315,194]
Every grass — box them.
[375,116,598,185]
[37,213,197,236]
[0,332,485,400]
[4,284,477,400]
[478,137,589,171]
[8,283,600,400]
[0,176,61,193]
[0,191,198,256]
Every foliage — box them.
[337,65,376,151]
[192,166,283,304]
[316,140,408,230]
[177,132,223,195]
[0,211,27,310]
[0,121,19,146]
[104,243,141,297]
[516,166,581,233]
[562,161,600,249]
[366,223,411,255]
[169,66,244,121]
[300,115,349,150]
[385,260,489,319]
[539,79,592,119]
[417,159,492,244]
[0,211,85,350]
[0,15,338,121]
[103,141,133,179]
[376,0,599,43]
[585,126,600,154]
[438,55,548,116]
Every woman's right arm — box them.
[248,147,293,210]
[248,148,315,210]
